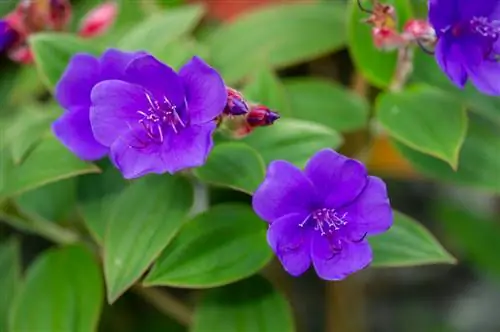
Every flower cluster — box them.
[429,0,500,95]
[53,49,227,179]
[252,149,393,280]
[0,0,116,64]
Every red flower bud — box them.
[78,2,117,38]
[224,87,249,116]
[8,45,33,64]
[403,19,435,43]
[372,27,406,51]
[246,105,280,128]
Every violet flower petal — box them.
[457,0,500,20]
[311,235,372,281]
[340,176,393,237]
[435,35,468,88]
[52,106,107,161]
[0,20,17,52]
[55,53,100,109]
[109,128,166,179]
[125,54,185,108]
[179,56,227,125]
[267,213,312,277]
[160,122,217,174]
[428,0,457,33]
[100,49,147,81]
[90,80,147,147]
[252,160,317,223]
[304,149,367,208]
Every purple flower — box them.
[52,49,145,160]
[252,149,392,280]
[429,0,500,95]
[90,54,226,179]
[0,20,18,52]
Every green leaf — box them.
[370,211,455,267]
[78,161,128,244]
[394,116,500,193]
[29,33,102,91]
[192,276,294,332]
[0,136,100,198]
[376,85,467,168]
[243,69,291,114]
[284,78,369,132]
[10,245,103,332]
[436,203,500,278]
[0,238,20,331]
[241,118,343,167]
[347,0,413,87]
[5,105,59,164]
[15,179,76,223]
[104,175,193,303]
[206,2,346,84]
[155,39,208,71]
[412,50,500,125]
[144,204,272,288]
[117,4,205,54]
[194,143,265,195]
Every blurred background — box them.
[1,0,500,331]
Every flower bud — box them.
[372,27,406,51]
[78,2,117,38]
[246,105,280,128]
[8,45,33,64]
[403,19,436,43]
[224,87,249,115]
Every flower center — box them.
[299,208,348,236]
[470,16,500,40]
[137,93,186,143]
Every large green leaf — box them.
[348,0,413,87]
[117,4,205,54]
[194,143,265,195]
[0,238,20,331]
[394,116,500,193]
[284,78,369,132]
[0,136,100,198]
[241,118,342,167]
[144,204,272,288]
[243,69,291,114]
[192,276,294,332]
[206,2,346,84]
[5,105,59,164]
[29,33,102,91]
[436,203,500,278]
[412,50,500,125]
[15,179,77,223]
[104,175,193,303]
[376,85,467,168]
[10,245,103,332]
[370,211,455,267]
[78,161,128,244]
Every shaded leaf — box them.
[192,276,294,332]
[104,175,193,303]
[244,69,290,114]
[144,204,272,288]
[194,143,265,194]
[0,238,20,331]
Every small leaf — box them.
[30,33,102,91]
[241,118,343,167]
[104,175,193,303]
[192,275,294,332]
[376,85,467,168]
[5,105,59,164]
[78,161,128,244]
[284,78,369,132]
[117,4,205,54]
[15,179,77,223]
[243,69,291,114]
[348,0,413,87]
[10,245,103,332]
[370,211,455,267]
[205,2,346,84]
[0,238,20,331]
[394,116,500,193]
[194,143,265,194]
[437,203,500,278]
[144,204,272,288]
[0,136,100,198]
